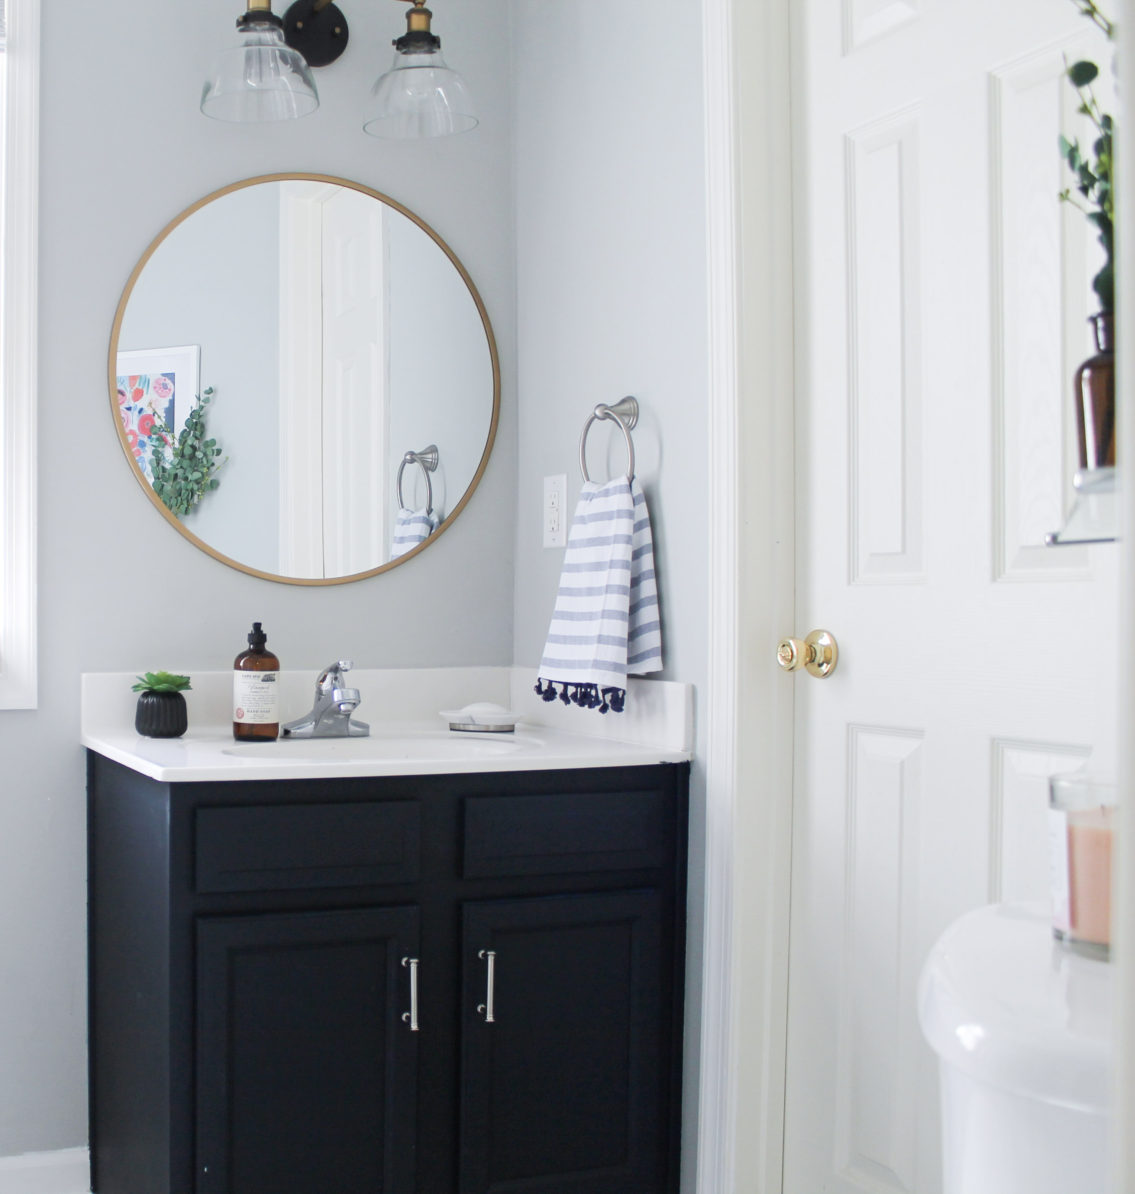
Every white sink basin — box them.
[221,731,526,764]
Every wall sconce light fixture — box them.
[201,0,320,123]
[201,0,477,139]
[362,0,478,139]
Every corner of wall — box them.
[0,1149,90,1194]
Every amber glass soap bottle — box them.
[232,621,280,740]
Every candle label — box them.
[1048,807,1071,933]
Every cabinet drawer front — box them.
[463,789,671,878]
[196,801,420,892]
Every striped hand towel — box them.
[536,477,662,713]
[391,507,439,558]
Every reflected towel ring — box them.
[579,396,639,483]
[396,444,439,514]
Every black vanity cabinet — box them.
[87,754,689,1194]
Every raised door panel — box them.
[459,889,672,1194]
[196,905,419,1194]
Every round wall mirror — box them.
[109,174,500,584]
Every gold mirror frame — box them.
[108,173,501,586]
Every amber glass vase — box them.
[1074,312,1115,471]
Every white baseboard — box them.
[0,1150,90,1194]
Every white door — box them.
[782,3,1118,1191]
[320,187,388,577]
[277,183,388,578]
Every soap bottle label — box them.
[233,671,280,725]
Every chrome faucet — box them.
[281,660,370,739]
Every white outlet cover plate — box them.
[543,474,567,547]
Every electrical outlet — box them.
[543,474,567,548]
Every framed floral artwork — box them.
[116,345,200,482]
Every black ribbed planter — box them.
[135,691,188,738]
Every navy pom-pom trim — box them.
[535,677,627,713]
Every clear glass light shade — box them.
[363,50,478,139]
[201,23,319,123]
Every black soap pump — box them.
[232,622,280,741]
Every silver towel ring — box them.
[396,444,439,514]
[579,396,638,483]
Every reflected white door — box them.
[278,183,388,578]
[321,188,388,578]
[783,3,1118,1191]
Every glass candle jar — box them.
[1049,772,1116,960]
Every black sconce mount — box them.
[282,0,350,67]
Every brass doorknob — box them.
[776,629,838,678]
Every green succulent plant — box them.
[1058,1,1116,312]
[148,386,225,518]
[131,671,192,694]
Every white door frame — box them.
[698,0,795,1190]
[700,0,1135,1190]
[1113,2,1135,1188]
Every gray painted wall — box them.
[119,183,282,574]
[510,0,709,695]
[509,4,709,1187]
[387,207,496,532]
[0,0,516,1153]
[0,0,710,1174]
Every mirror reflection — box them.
[110,175,499,583]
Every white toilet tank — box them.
[918,902,1113,1194]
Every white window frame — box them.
[0,0,38,709]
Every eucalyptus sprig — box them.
[1058,2,1116,311]
[1070,0,1114,37]
[148,386,226,518]
[131,671,192,694]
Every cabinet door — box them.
[460,890,670,1194]
[196,906,420,1194]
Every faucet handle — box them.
[317,659,354,692]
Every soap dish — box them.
[440,703,518,733]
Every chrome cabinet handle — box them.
[401,956,419,1032]
[477,949,496,1023]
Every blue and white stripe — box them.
[391,507,439,558]
[537,477,662,700]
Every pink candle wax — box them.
[1067,806,1115,948]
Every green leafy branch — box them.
[1069,0,1114,38]
[148,386,226,518]
[1058,3,1115,311]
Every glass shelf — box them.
[1045,467,1116,546]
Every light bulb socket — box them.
[283,0,349,68]
[394,28,441,52]
[237,9,285,31]
[395,4,440,52]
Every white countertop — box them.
[82,721,690,783]
[82,667,693,783]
